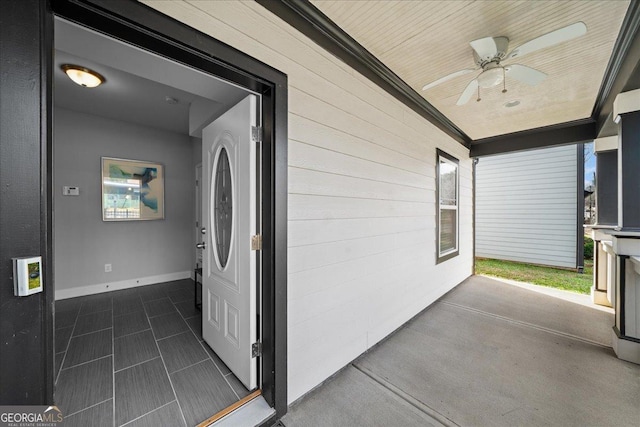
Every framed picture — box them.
[101,157,165,221]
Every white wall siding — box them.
[144,0,473,403]
[476,145,578,268]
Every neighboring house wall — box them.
[143,1,473,403]
[54,107,194,297]
[476,145,578,268]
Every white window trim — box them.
[437,150,459,263]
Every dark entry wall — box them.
[0,0,54,404]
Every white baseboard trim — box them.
[55,271,192,300]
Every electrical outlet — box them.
[105,264,112,273]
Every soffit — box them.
[311,0,630,140]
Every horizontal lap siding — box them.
[144,0,472,403]
[476,145,577,268]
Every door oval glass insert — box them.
[213,147,232,268]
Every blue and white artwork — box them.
[102,157,164,221]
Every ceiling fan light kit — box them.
[477,66,504,88]
[422,21,587,106]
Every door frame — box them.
[50,0,288,420]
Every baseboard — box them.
[55,270,192,300]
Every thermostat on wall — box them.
[13,256,43,296]
[63,186,80,196]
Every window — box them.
[436,149,459,263]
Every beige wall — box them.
[144,0,473,403]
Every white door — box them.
[201,95,258,390]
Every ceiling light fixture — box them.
[477,66,504,89]
[61,64,105,88]
[475,65,508,102]
[504,100,521,108]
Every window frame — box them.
[436,149,459,264]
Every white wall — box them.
[54,108,194,298]
[476,145,578,268]
[143,0,473,403]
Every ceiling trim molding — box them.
[592,0,640,136]
[470,119,597,157]
[256,0,471,147]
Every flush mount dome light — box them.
[61,64,105,88]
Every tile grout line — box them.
[194,321,242,401]
[63,397,113,419]
[173,293,243,403]
[221,367,241,401]
[59,353,113,372]
[115,327,152,340]
[114,356,162,374]
[112,301,116,427]
[169,357,210,376]
[146,309,181,320]
[120,400,178,427]
[57,284,196,426]
[72,325,113,339]
[225,376,243,401]
[156,329,193,342]
[55,301,83,385]
[148,305,189,427]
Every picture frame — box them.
[101,157,165,221]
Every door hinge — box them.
[251,234,262,251]
[251,126,262,142]
[251,342,262,358]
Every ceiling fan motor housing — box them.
[473,36,509,67]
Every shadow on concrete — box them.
[282,276,639,427]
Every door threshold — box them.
[198,390,274,427]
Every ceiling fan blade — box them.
[506,21,587,60]
[470,37,498,61]
[505,64,547,86]
[422,68,477,91]
[456,79,478,106]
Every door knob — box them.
[200,227,206,235]
[196,242,206,249]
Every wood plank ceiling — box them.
[311,1,631,140]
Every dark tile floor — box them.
[54,279,250,427]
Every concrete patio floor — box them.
[281,275,640,427]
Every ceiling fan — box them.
[422,22,587,105]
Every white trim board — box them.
[54,270,191,300]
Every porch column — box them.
[590,136,618,306]
[610,89,640,364]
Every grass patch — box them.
[475,258,593,295]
